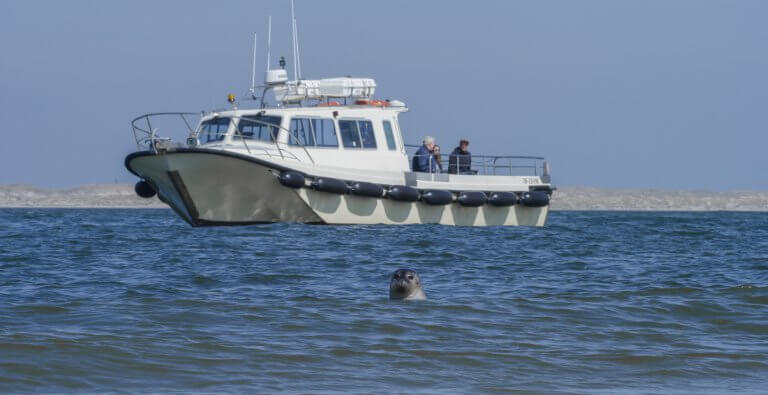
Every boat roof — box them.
[206,101,408,118]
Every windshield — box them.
[197,118,231,144]
[236,115,282,142]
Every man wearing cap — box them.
[412,136,439,173]
[448,138,472,174]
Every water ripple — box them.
[0,209,767,392]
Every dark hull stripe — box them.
[167,170,200,226]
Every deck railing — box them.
[131,112,198,153]
[130,114,546,178]
[405,144,548,177]
[130,112,315,164]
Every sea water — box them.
[1,209,766,393]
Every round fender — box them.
[457,191,487,207]
[387,185,419,202]
[311,177,349,194]
[349,182,384,198]
[421,189,453,205]
[487,192,518,206]
[520,191,550,207]
[278,171,305,188]
[134,180,156,199]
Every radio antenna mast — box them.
[250,33,258,94]
[294,17,302,79]
[266,16,272,69]
[291,0,298,80]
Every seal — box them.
[389,268,426,300]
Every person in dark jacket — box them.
[433,144,443,172]
[448,138,472,174]
[412,136,438,173]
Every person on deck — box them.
[412,136,438,173]
[433,144,443,172]
[448,138,472,174]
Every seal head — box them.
[389,268,426,300]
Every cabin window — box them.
[359,120,376,148]
[288,118,338,147]
[312,119,338,147]
[339,119,377,149]
[382,120,396,150]
[289,118,316,146]
[236,114,282,141]
[339,120,361,148]
[197,117,231,143]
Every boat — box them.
[124,15,554,227]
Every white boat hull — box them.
[297,189,547,226]
[125,149,549,227]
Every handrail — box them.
[130,111,315,164]
[405,144,547,177]
[131,112,199,153]
[236,114,316,165]
[227,117,252,155]
[404,144,544,160]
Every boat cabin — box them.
[193,101,411,174]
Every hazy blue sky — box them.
[1,0,766,189]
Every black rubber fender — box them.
[520,191,550,207]
[134,180,156,198]
[311,177,349,194]
[349,181,385,198]
[421,189,453,205]
[387,185,419,202]
[457,191,487,207]
[278,171,305,188]
[487,192,518,206]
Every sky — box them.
[1,0,766,190]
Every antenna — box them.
[291,0,298,80]
[294,17,302,79]
[266,16,272,69]
[250,33,257,93]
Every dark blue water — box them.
[1,209,767,393]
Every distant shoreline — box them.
[0,206,168,209]
[2,184,767,212]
